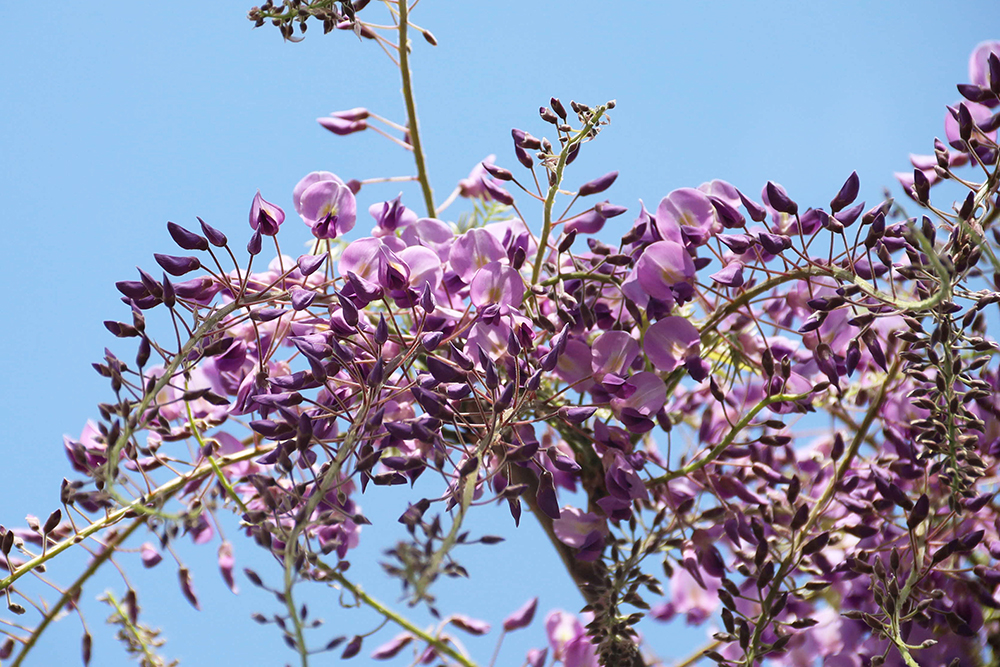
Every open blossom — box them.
[249,191,285,236]
[293,171,357,239]
[469,261,525,314]
[633,240,696,301]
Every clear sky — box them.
[2,1,998,665]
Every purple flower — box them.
[969,41,1000,88]
[643,316,700,372]
[945,101,996,149]
[655,187,718,243]
[469,261,525,314]
[339,237,410,290]
[370,195,418,236]
[634,240,695,300]
[545,611,598,667]
[610,371,666,433]
[458,155,499,199]
[552,507,607,561]
[293,173,357,239]
[249,191,285,236]
[591,330,639,387]
[448,228,507,282]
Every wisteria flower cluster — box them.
[3,3,1000,667]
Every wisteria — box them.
[4,3,1000,667]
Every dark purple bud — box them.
[167,221,209,251]
[346,271,383,304]
[959,191,976,220]
[550,97,567,120]
[737,189,767,222]
[247,229,262,256]
[535,470,561,519]
[412,386,448,418]
[990,53,1000,95]
[178,567,200,610]
[514,145,533,169]
[757,232,792,255]
[481,178,515,206]
[161,274,176,308]
[861,329,887,371]
[830,172,860,213]
[526,369,543,392]
[345,179,362,194]
[566,142,581,165]
[958,83,995,104]
[341,635,363,659]
[104,321,140,338]
[765,182,798,215]
[368,316,384,347]
[297,254,326,276]
[962,493,992,512]
[579,171,618,197]
[560,406,596,423]
[512,129,542,150]
[845,339,861,376]
[367,358,385,387]
[450,343,475,371]
[710,197,746,229]
[291,288,316,311]
[420,331,443,351]
[719,234,755,254]
[337,292,359,326]
[907,494,929,529]
[494,383,515,412]
[835,201,865,227]
[420,283,436,313]
[595,201,627,218]
[957,103,974,142]
[197,217,227,247]
[154,253,201,276]
[116,280,148,299]
[801,532,829,556]
[912,169,930,204]
[483,162,513,181]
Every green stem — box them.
[646,392,810,487]
[531,107,607,285]
[318,565,479,667]
[397,0,435,217]
[12,518,146,667]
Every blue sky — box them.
[2,1,998,665]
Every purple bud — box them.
[331,107,369,121]
[765,182,798,216]
[515,145,533,169]
[578,171,618,197]
[710,196,746,229]
[483,162,513,181]
[318,116,367,136]
[560,406,597,423]
[481,178,514,206]
[737,189,768,222]
[535,470,561,519]
[154,253,201,276]
[337,292,359,326]
[161,274,176,308]
[247,229,262,256]
[375,314,389,345]
[835,201,865,227]
[420,331,443,351]
[830,172,860,213]
[167,221,209,251]
[595,201,627,218]
[503,597,538,632]
[178,567,200,610]
[420,283,436,313]
[297,254,326,276]
[197,217,227,247]
[494,383,515,412]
